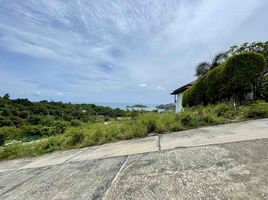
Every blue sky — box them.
[0,0,268,104]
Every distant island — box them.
[126,104,147,108]
[156,103,175,111]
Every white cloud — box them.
[34,91,41,95]
[0,0,268,103]
[156,86,165,90]
[139,83,147,88]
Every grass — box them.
[1,101,268,160]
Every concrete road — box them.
[0,118,268,199]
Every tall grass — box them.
[1,101,268,160]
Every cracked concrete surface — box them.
[104,140,268,199]
[0,118,268,199]
[1,157,126,200]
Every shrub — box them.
[241,101,268,118]
[28,115,42,125]
[183,53,266,107]
[179,106,226,128]
[137,113,157,133]
[261,76,268,101]
[179,112,192,127]
[0,126,23,140]
[70,119,82,127]
[67,130,85,146]
[0,133,4,146]
[37,136,65,153]
[0,119,14,126]
[90,126,106,144]
[40,116,55,126]
[21,125,44,137]
[155,113,183,133]
[128,121,148,138]
[0,145,22,159]
[52,121,69,135]
[214,103,237,118]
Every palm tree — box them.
[195,62,211,78]
[211,52,228,69]
[195,52,229,78]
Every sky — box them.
[0,0,268,104]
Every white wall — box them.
[175,93,183,112]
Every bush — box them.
[0,145,23,160]
[70,119,82,127]
[67,130,85,146]
[40,116,55,126]
[0,133,4,146]
[37,136,65,153]
[261,76,268,101]
[52,121,69,135]
[0,119,14,126]
[155,113,183,133]
[0,126,23,140]
[183,53,266,107]
[21,125,43,137]
[214,103,237,118]
[241,101,268,118]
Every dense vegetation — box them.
[183,53,267,107]
[0,94,126,144]
[195,42,268,78]
[194,41,268,101]
[1,101,268,160]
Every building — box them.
[171,81,196,112]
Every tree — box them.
[211,52,228,69]
[195,52,229,78]
[195,62,210,78]
[228,41,268,100]
[261,76,268,101]
[184,53,266,107]
[3,93,10,100]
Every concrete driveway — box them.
[0,118,268,199]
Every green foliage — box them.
[228,41,268,65]
[37,136,65,153]
[70,119,82,126]
[195,52,228,78]
[183,53,266,107]
[66,130,85,146]
[241,101,268,119]
[53,121,69,135]
[0,102,268,160]
[0,126,23,140]
[0,96,126,129]
[0,144,27,160]
[261,76,268,101]
[0,133,4,146]
[178,106,225,128]
[228,41,268,99]
[195,62,210,77]
[211,52,228,69]
[0,95,130,144]
[214,103,237,118]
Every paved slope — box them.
[0,118,268,199]
[1,118,267,172]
